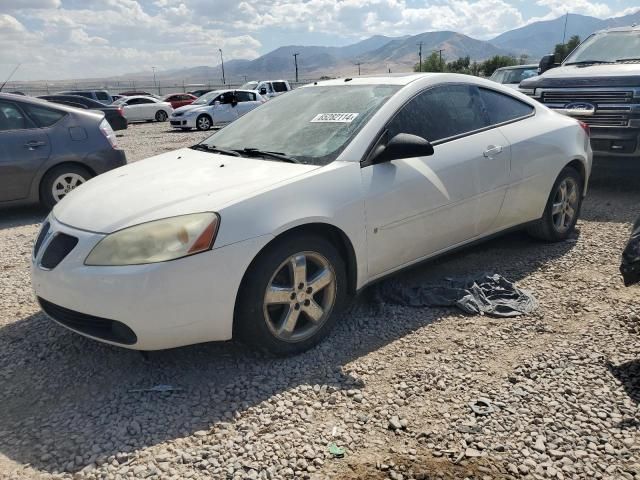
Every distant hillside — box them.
[491,10,640,57]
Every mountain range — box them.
[107,9,640,84]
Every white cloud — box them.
[0,0,60,12]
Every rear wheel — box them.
[155,110,168,122]
[234,235,347,355]
[527,166,583,242]
[196,114,212,131]
[40,164,93,209]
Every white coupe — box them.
[32,74,592,355]
[114,95,173,122]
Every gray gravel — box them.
[0,128,638,480]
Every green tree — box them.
[480,55,517,77]
[469,61,481,76]
[554,35,581,62]
[414,51,445,72]
[446,56,471,73]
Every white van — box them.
[240,80,291,99]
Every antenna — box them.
[0,63,21,92]
[417,41,423,72]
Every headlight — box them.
[85,213,220,266]
[518,87,536,96]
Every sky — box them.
[0,0,638,81]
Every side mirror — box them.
[259,87,267,95]
[538,54,558,74]
[370,133,434,165]
[213,100,220,106]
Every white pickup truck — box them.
[241,80,292,99]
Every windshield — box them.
[565,31,640,64]
[193,91,221,105]
[241,81,259,90]
[503,68,537,83]
[201,84,400,165]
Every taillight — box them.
[117,107,124,117]
[578,120,590,137]
[99,119,118,148]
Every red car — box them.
[162,93,197,109]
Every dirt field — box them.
[0,123,638,479]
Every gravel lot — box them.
[0,122,638,480]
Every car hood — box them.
[173,104,207,115]
[521,63,640,88]
[53,148,320,233]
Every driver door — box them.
[211,93,238,123]
[362,84,510,278]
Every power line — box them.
[417,41,423,72]
[293,53,300,83]
[562,12,569,44]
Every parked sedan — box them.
[114,96,173,122]
[169,89,263,131]
[32,74,591,355]
[0,93,126,209]
[489,64,538,89]
[39,94,128,131]
[163,93,197,109]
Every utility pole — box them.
[355,62,362,76]
[152,66,158,94]
[293,52,300,83]
[417,41,423,72]
[218,48,226,85]
[434,49,444,71]
[562,12,569,44]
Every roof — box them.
[494,64,538,71]
[594,24,640,34]
[308,73,442,87]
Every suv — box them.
[520,26,640,159]
[241,80,291,99]
[57,90,113,105]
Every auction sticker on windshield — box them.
[310,113,359,123]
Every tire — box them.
[196,114,212,131]
[527,166,583,242]
[155,110,168,122]
[234,234,348,356]
[40,164,93,209]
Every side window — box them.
[218,94,231,104]
[125,98,138,105]
[76,92,93,99]
[272,82,288,93]
[96,92,110,101]
[387,84,488,143]
[479,88,534,125]
[22,103,66,127]
[235,91,254,102]
[0,101,29,131]
[137,98,154,104]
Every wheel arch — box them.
[233,222,359,328]
[565,158,588,196]
[38,161,96,201]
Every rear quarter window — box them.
[22,104,67,127]
[479,88,534,125]
[96,92,111,101]
[273,82,289,93]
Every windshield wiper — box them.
[235,148,300,164]
[564,60,614,66]
[190,144,241,157]
[616,57,640,63]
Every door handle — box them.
[483,145,503,158]
[24,141,47,150]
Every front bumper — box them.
[169,115,197,129]
[31,216,272,350]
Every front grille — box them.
[33,221,50,258]
[40,233,78,269]
[38,297,137,345]
[542,90,634,104]
[170,120,182,126]
[572,111,630,127]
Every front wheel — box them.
[234,235,347,356]
[196,114,212,131]
[527,166,583,242]
[155,110,168,122]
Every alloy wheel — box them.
[551,177,579,233]
[156,111,168,121]
[197,116,211,130]
[51,173,86,203]
[263,252,337,343]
